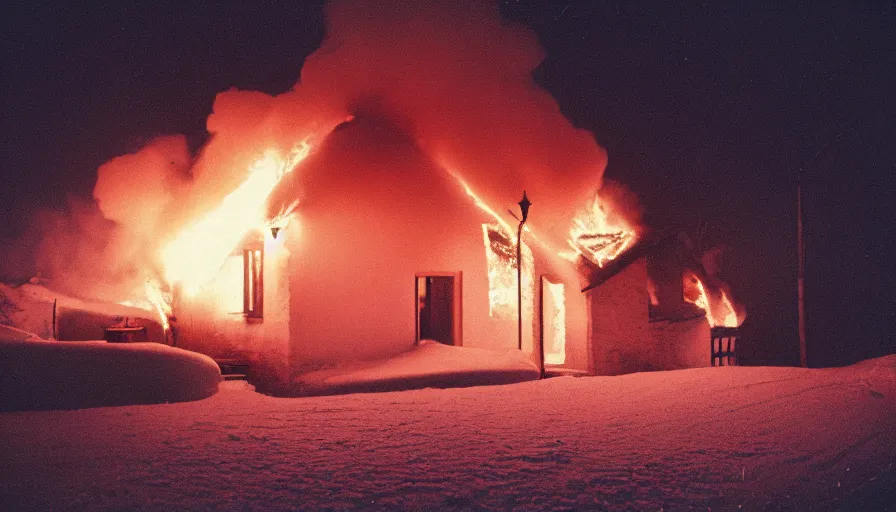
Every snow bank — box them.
[287,340,540,396]
[0,340,220,411]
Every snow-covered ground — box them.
[2,355,894,511]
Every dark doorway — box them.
[416,275,455,345]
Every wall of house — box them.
[174,230,291,379]
[648,316,710,369]
[277,116,567,372]
[284,178,526,371]
[587,257,651,375]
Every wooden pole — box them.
[793,118,860,368]
[538,277,546,379]
[797,184,807,367]
[517,221,523,352]
[52,298,57,340]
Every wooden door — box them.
[417,276,454,345]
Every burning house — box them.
[164,111,742,384]
[4,0,744,387]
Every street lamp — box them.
[514,192,531,351]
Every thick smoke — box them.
[93,135,192,241]
[7,0,641,301]
[0,199,140,301]
[0,136,192,301]
[202,0,625,247]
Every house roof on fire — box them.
[264,114,605,255]
[580,231,703,293]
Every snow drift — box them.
[287,339,540,396]
[0,340,220,411]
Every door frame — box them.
[540,274,566,368]
[414,271,463,346]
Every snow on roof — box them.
[10,282,158,320]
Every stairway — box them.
[215,359,249,381]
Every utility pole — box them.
[797,184,807,367]
[794,120,858,368]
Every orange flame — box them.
[143,280,171,331]
[160,140,312,295]
[566,195,637,267]
[684,271,739,327]
[446,168,514,235]
[117,279,171,331]
[481,224,533,318]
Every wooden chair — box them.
[710,327,739,366]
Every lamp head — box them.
[518,191,531,223]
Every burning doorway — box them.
[541,276,566,365]
[416,273,460,345]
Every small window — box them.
[243,247,263,319]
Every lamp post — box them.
[515,192,531,352]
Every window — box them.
[482,224,533,319]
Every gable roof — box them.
[580,231,703,293]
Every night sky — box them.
[2,1,894,367]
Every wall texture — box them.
[587,257,651,375]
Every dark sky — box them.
[2,1,894,366]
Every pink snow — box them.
[290,339,540,395]
[0,340,220,411]
[2,355,894,510]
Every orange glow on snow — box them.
[684,271,739,328]
[566,195,637,267]
[160,140,312,296]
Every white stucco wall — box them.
[648,316,711,370]
[283,169,525,371]
[587,257,652,375]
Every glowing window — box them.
[542,277,566,365]
[482,224,534,319]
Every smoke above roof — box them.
[4,0,642,302]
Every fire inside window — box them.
[481,223,534,319]
[243,248,263,319]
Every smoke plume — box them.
[6,0,642,301]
